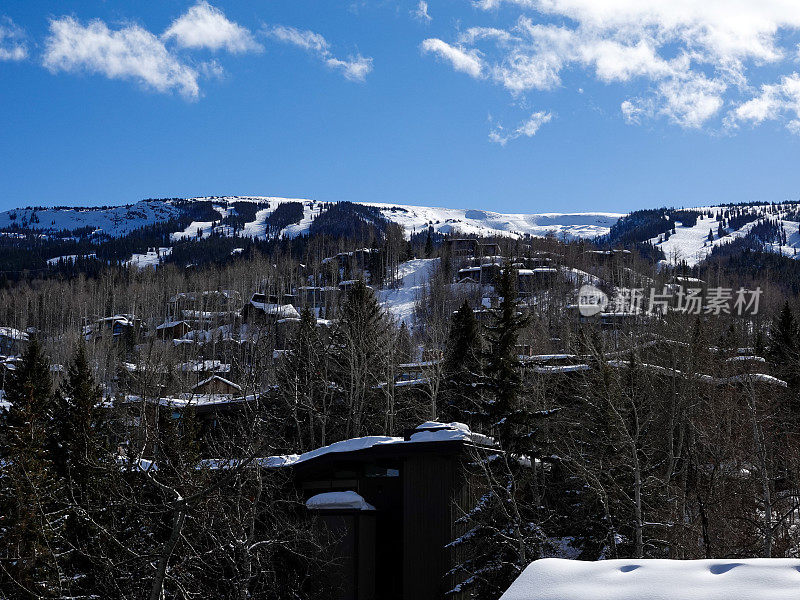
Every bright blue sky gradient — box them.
[2,1,800,213]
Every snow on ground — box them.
[364,202,623,240]
[0,195,623,242]
[500,558,800,600]
[653,207,800,266]
[46,253,97,265]
[125,247,172,269]
[560,266,604,286]
[0,200,181,237]
[280,200,323,238]
[170,203,229,241]
[377,258,439,328]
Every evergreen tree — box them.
[449,265,548,599]
[424,230,434,258]
[276,308,333,451]
[331,279,392,437]
[0,338,62,597]
[767,302,800,389]
[439,301,483,426]
[52,344,117,596]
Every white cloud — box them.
[489,110,552,144]
[0,16,27,61]
[420,39,484,78]
[728,73,800,133]
[265,25,373,81]
[43,17,200,99]
[163,1,261,53]
[425,0,800,132]
[413,1,432,23]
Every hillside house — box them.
[445,238,477,257]
[192,375,241,396]
[83,315,141,342]
[0,327,28,356]
[155,320,192,340]
[241,294,301,326]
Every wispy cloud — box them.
[43,16,201,99]
[413,1,432,23]
[420,39,483,78]
[0,16,27,61]
[489,111,552,144]
[265,25,373,82]
[163,1,261,53]
[423,0,800,132]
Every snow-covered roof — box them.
[200,422,496,470]
[155,320,190,330]
[306,491,375,511]
[193,375,242,391]
[248,301,300,319]
[500,558,800,600]
[0,327,28,341]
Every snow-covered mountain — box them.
[3,196,800,269]
[0,196,622,242]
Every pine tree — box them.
[448,265,548,599]
[331,279,392,437]
[424,229,434,258]
[52,344,117,596]
[276,308,332,451]
[767,302,800,393]
[439,301,483,426]
[0,338,62,596]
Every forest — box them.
[0,220,799,600]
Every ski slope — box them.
[365,203,622,240]
[651,206,800,266]
[0,200,181,237]
[0,196,623,242]
[378,258,439,328]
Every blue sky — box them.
[2,1,800,214]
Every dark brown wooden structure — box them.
[289,427,492,600]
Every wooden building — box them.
[0,327,28,356]
[287,423,496,600]
[192,375,241,396]
[155,320,192,340]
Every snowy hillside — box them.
[0,196,622,242]
[378,258,439,328]
[648,205,800,266]
[0,200,181,237]
[363,203,622,240]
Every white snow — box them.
[170,203,227,241]
[201,422,494,470]
[248,301,301,320]
[1,196,620,243]
[46,253,97,265]
[378,258,439,328]
[125,247,171,269]
[365,203,623,240]
[500,558,800,600]
[306,491,375,511]
[652,207,800,266]
[0,200,181,237]
[0,327,28,341]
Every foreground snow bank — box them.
[500,558,800,600]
